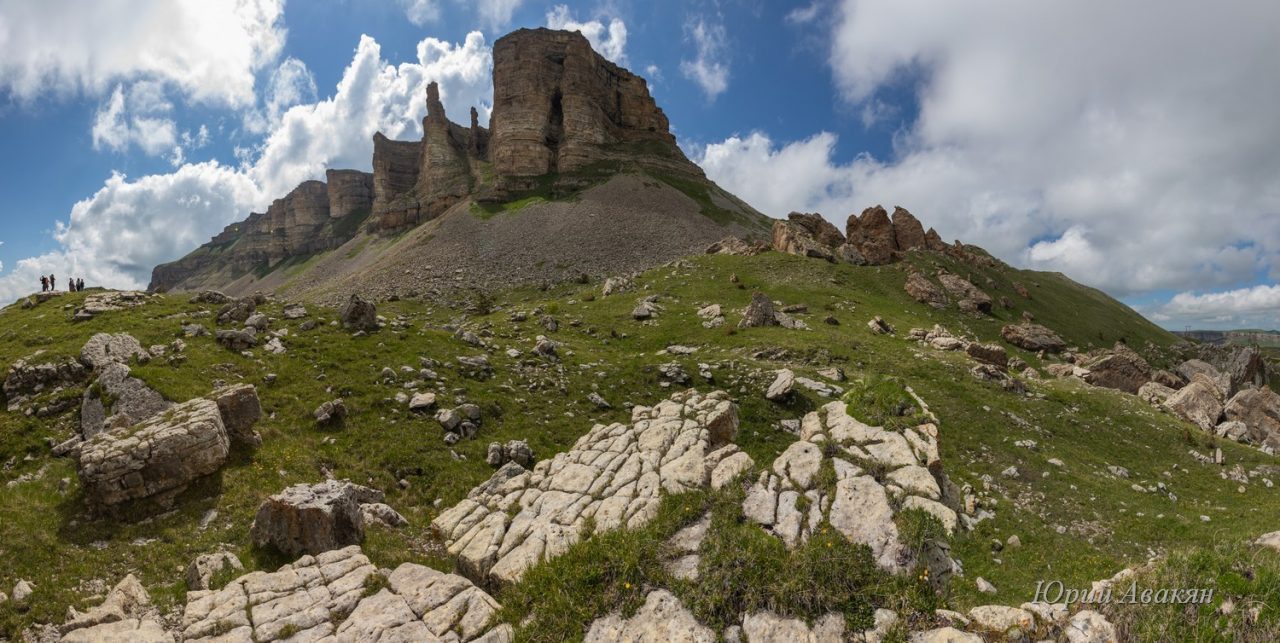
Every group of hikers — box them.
[39,274,85,293]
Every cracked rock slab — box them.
[744,400,959,574]
[182,545,508,642]
[584,590,715,642]
[432,389,738,587]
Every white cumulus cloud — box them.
[698,0,1280,311]
[1146,285,1280,329]
[681,17,730,100]
[0,0,286,107]
[91,84,179,157]
[476,0,523,31]
[546,5,628,64]
[243,58,319,135]
[400,0,440,25]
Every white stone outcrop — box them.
[181,545,509,642]
[432,389,746,586]
[743,400,957,574]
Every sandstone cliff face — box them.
[489,28,700,184]
[326,169,373,219]
[150,174,374,292]
[370,133,424,231]
[416,82,477,221]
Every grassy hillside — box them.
[2,252,1278,640]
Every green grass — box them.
[652,171,757,228]
[1104,541,1280,641]
[469,195,549,219]
[1,251,1276,639]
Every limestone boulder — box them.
[211,384,263,447]
[1177,359,1229,394]
[215,297,256,325]
[905,272,948,309]
[1065,610,1118,643]
[1227,346,1267,395]
[315,398,348,425]
[250,480,385,557]
[215,328,257,351]
[77,398,230,511]
[739,291,779,328]
[765,369,796,401]
[1152,369,1186,390]
[340,294,378,331]
[1164,374,1226,431]
[1138,382,1175,406]
[485,439,534,468]
[80,333,148,370]
[1083,343,1152,394]
[966,343,1008,369]
[771,212,844,261]
[1001,323,1066,353]
[1224,387,1280,449]
[937,273,992,314]
[705,236,766,256]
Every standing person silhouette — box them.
[49,274,56,291]
[40,276,47,292]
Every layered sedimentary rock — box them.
[417,82,476,219]
[152,28,756,294]
[370,133,426,231]
[77,398,230,510]
[490,28,699,185]
[150,172,374,291]
[326,169,374,218]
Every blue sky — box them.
[1,0,1278,330]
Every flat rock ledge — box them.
[181,545,511,643]
[431,389,749,587]
[743,400,958,574]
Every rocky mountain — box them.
[1176,329,1280,347]
[151,28,759,297]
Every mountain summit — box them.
[149,28,768,300]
